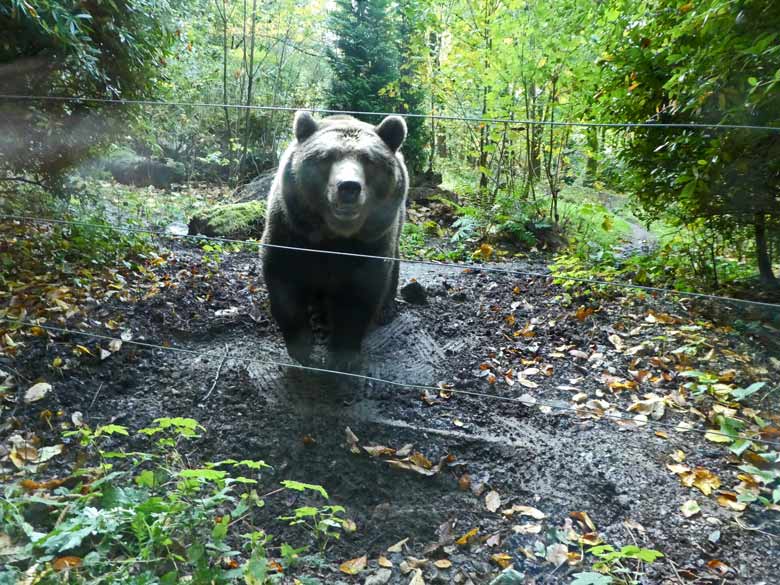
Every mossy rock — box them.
[188,201,266,239]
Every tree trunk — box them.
[585,126,598,184]
[755,213,779,287]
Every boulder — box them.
[187,201,266,240]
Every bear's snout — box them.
[336,180,362,205]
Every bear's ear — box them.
[375,115,407,152]
[293,110,318,142]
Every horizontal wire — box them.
[2,317,779,450]
[1,94,779,132]
[2,213,780,310]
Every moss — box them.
[188,201,266,239]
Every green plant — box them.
[0,418,339,584]
[572,544,663,585]
[278,481,346,552]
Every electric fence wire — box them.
[2,94,780,132]
[3,317,779,450]
[2,213,779,310]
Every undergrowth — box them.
[0,418,341,584]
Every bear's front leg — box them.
[326,295,375,373]
[266,277,314,366]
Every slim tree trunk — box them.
[585,126,598,184]
[755,213,778,287]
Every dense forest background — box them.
[1,0,779,294]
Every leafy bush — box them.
[0,418,339,584]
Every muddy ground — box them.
[4,242,780,584]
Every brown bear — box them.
[261,110,408,372]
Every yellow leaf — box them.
[491,553,512,569]
[456,528,479,546]
[339,555,367,575]
[75,345,93,356]
[434,559,452,569]
[53,556,82,571]
[378,556,393,568]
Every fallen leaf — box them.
[456,527,479,546]
[716,492,747,511]
[485,490,501,512]
[53,556,82,571]
[502,505,546,519]
[387,538,409,553]
[409,569,425,585]
[680,467,721,495]
[378,556,393,568]
[491,553,512,569]
[24,382,52,403]
[680,499,701,518]
[458,474,471,491]
[345,427,360,454]
[433,559,452,569]
[339,555,367,575]
[364,445,396,457]
[546,543,569,566]
[570,511,596,532]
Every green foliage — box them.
[596,0,780,285]
[0,0,178,190]
[325,0,428,174]
[578,544,663,585]
[0,418,341,583]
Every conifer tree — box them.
[326,0,428,175]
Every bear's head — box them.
[283,110,408,239]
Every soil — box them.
[3,241,780,585]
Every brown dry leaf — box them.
[487,373,497,384]
[387,538,409,553]
[706,559,735,577]
[9,445,38,468]
[53,556,82,571]
[339,555,367,575]
[546,543,569,567]
[485,533,501,547]
[378,556,393,568]
[667,463,691,475]
[458,474,471,491]
[421,389,438,405]
[579,533,602,546]
[575,306,594,320]
[716,492,747,511]
[505,314,516,326]
[433,559,452,569]
[345,427,360,454]
[491,553,512,569]
[456,527,479,546]
[608,334,624,351]
[570,511,596,532]
[502,505,546,519]
[628,394,666,420]
[24,382,51,403]
[20,477,66,491]
[409,452,433,469]
[364,445,396,458]
[485,490,501,513]
[680,467,721,495]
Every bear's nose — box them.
[337,180,362,204]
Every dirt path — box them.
[7,244,780,584]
